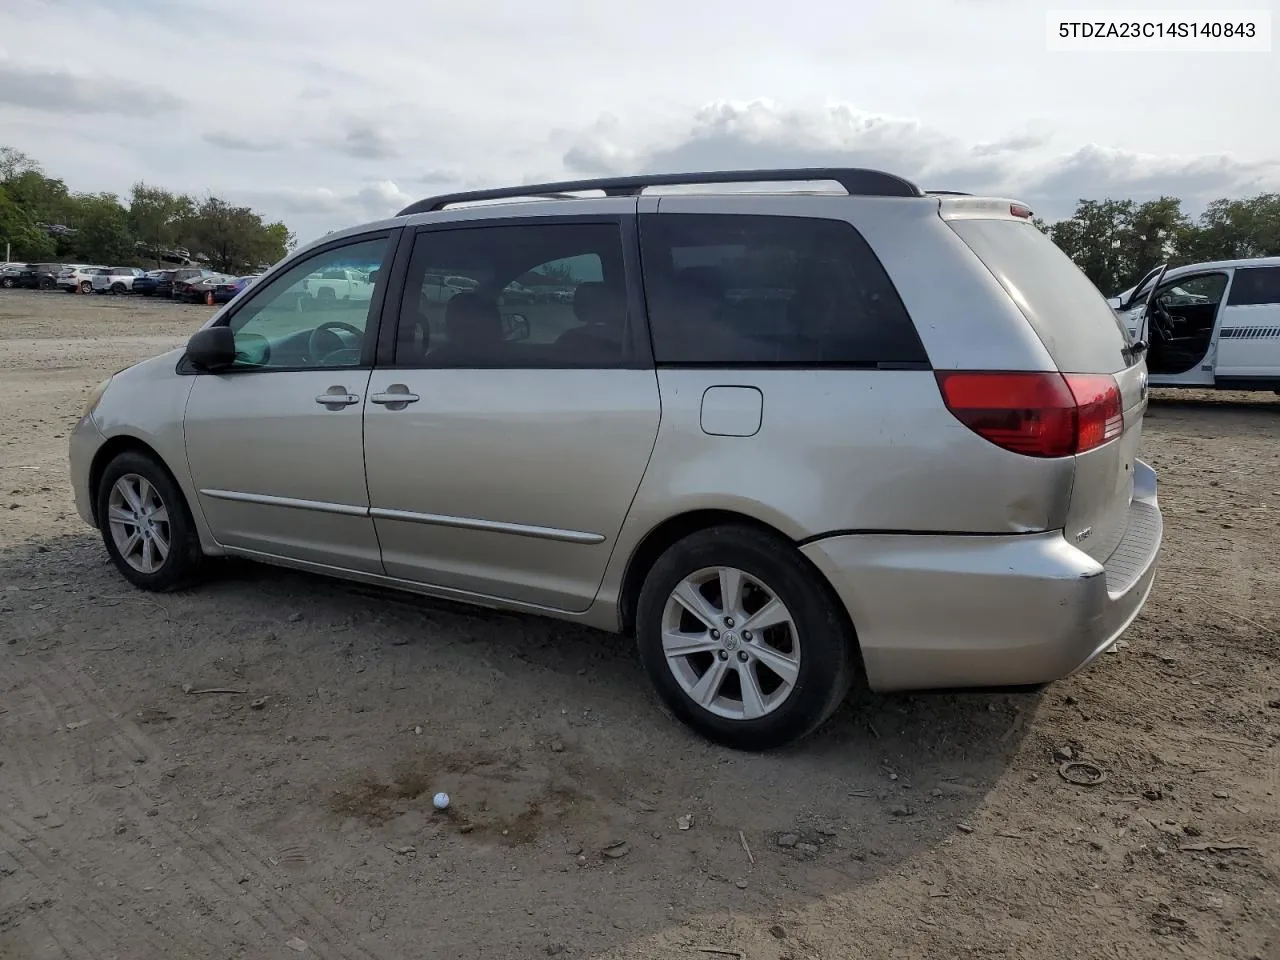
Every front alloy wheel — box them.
[107,474,171,574]
[97,451,203,591]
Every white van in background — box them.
[1109,257,1280,393]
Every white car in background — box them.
[304,265,374,304]
[91,266,146,295]
[1109,256,1280,393]
[57,265,109,294]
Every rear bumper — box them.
[801,460,1163,692]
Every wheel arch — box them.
[88,435,186,527]
[616,509,861,664]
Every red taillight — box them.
[936,371,1122,458]
[1065,373,1125,451]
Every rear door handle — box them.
[370,385,420,409]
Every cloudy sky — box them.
[2,0,1276,243]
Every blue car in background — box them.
[212,274,260,304]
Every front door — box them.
[363,211,661,612]
[1139,272,1229,385]
[183,232,397,572]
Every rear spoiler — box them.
[936,196,1034,221]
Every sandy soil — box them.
[1,289,1277,960]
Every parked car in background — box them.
[211,275,260,304]
[0,263,24,287]
[1108,256,1280,393]
[421,272,479,303]
[131,271,170,296]
[157,268,213,298]
[304,265,374,304]
[91,266,146,295]
[175,274,237,304]
[57,265,110,294]
[69,167,1164,750]
[7,263,64,289]
[170,271,220,302]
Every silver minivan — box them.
[70,168,1163,749]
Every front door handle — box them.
[370,385,420,410]
[315,386,361,409]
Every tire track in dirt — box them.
[25,657,302,959]
[0,665,241,960]
[0,652,75,817]
[41,649,382,960]
[0,810,139,960]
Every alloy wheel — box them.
[107,474,171,574]
[660,565,801,721]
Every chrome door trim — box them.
[369,506,606,544]
[200,488,369,517]
[199,490,606,544]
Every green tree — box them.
[73,193,134,263]
[127,182,195,264]
[1181,194,1280,262]
[185,196,294,273]
[260,220,295,267]
[0,146,41,182]
[0,185,57,260]
[1127,197,1191,274]
[3,169,74,227]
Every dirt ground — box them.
[1,289,1277,960]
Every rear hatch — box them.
[945,210,1146,564]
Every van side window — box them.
[637,213,926,366]
[393,222,631,368]
[1226,267,1280,307]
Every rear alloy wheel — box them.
[97,451,203,591]
[0,277,13,288]
[110,282,126,295]
[636,525,856,750]
[80,280,93,294]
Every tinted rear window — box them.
[1226,266,1280,306]
[639,213,927,367]
[948,219,1132,374]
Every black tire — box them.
[0,277,13,288]
[96,451,204,592]
[80,280,93,294]
[635,525,856,751]
[110,282,126,295]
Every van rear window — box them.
[948,219,1133,374]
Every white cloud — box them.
[1,0,1275,242]
[561,100,1280,221]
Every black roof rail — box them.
[397,167,923,216]
[926,190,972,196]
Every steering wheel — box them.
[308,320,364,365]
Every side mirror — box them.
[503,313,530,342]
[186,326,237,371]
